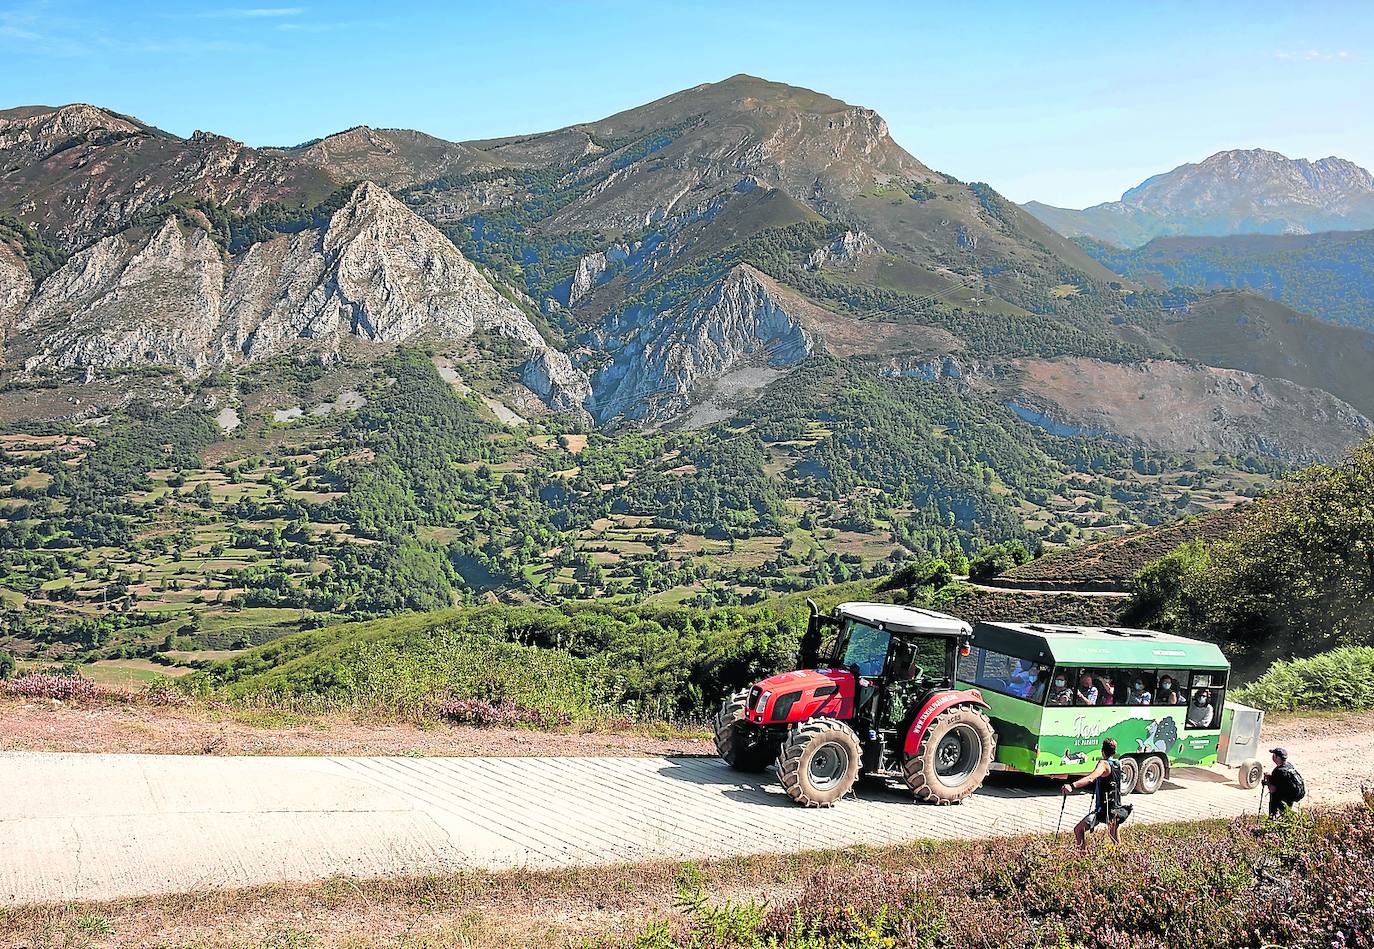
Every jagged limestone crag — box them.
[588,264,815,425]
[10,182,590,414]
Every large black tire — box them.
[1119,755,1140,796]
[903,705,996,805]
[776,718,862,807]
[713,689,771,772]
[1136,754,1166,794]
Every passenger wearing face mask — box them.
[1155,676,1179,706]
[1187,689,1215,727]
[1127,678,1152,705]
[1047,673,1073,706]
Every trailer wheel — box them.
[713,690,770,772]
[776,718,861,807]
[903,705,996,805]
[1118,755,1139,796]
[1237,758,1263,790]
[1136,754,1166,794]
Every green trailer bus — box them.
[958,622,1265,795]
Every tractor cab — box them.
[714,601,995,808]
[812,602,971,728]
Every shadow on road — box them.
[656,756,1097,807]
[656,756,1236,811]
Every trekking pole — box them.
[1055,793,1068,843]
[1257,780,1266,817]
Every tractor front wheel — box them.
[777,718,862,807]
[713,690,770,772]
[903,705,996,804]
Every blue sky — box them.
[1,0,1370,207]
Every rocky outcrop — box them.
[19,218,225,371]
[0,104,141,173]
[1007,357,1372,462]
[805,230,883,270]
[0,243,33,366]
[589,264,815,425]
[12,182,590,413]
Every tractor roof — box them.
[836,602,971,638]
[971,621,1229,670]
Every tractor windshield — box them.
[838,620,891,677]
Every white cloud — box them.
[1274,49,1358,61]
[198,7,304,18]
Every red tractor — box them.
[714,601,996,806]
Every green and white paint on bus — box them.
[957,621,1229,777]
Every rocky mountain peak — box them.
[0,103,145,173]
[1028,148,1374,246]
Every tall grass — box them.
[1232,646,1374,711]
[619,805,1374,949]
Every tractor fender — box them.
[902,688,989,756]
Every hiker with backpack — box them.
[1264,747,1306,817]
[1061,737,1133,849]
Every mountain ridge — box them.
[1,79,1370,460]
[1025,148,1374,248]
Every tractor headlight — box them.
[755,690,772,711]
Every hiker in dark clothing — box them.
[1265,747,1306,817]
[1061,737,1130,849]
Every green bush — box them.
[184,612,605,720]
[1232,647,1374,712]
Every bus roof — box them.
[971,621,1229,670]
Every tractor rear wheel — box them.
[713,690,770,772]
[903,705,996,805]
[776,718,861,807]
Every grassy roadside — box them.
[4,804,1370,949]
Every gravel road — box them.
[3,714,1365,906]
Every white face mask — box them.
[1054,679,1066,688]
[1161,680,1172,689]
[1133,682,1143,690]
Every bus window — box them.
[1125,672,1155,706]
[966,649,1048,703]
[1155,672,1184,706]
[1185,671,1225,729]
[1078,669,1118,706]
[1046,669,1074,706]
[957,645,982,684]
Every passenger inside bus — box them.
[1047,672,1073,706]
[1127,676,1153,705]
[1008,659,1038,698]
[1187,688,1217,728]
[1076,673,1099,706]
[1156,675,1182,705]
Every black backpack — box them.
[1269,763,1302,802]
[1281,765,1306,802]
[1101,759,1134,824]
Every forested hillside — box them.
[1128,438,1374,671]
[1081,229,1374,331]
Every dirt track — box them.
[2,711,1366,907]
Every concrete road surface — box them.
[0,751,1353,905]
